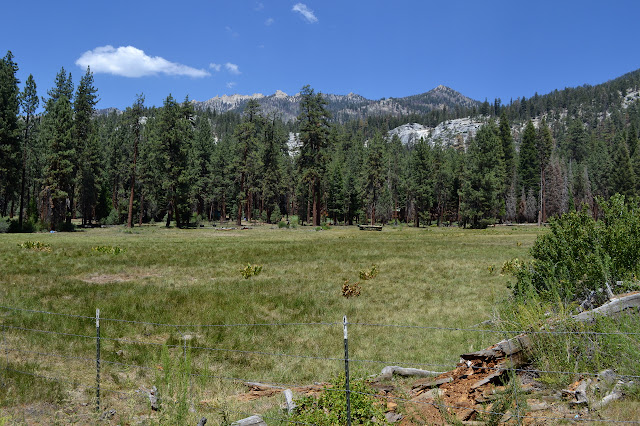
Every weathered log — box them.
[460,334,532,362]
[231,415,267,426]
[378,366,444,380]
[197,417,207,426]
[573,292,640,322]
[283,389,297,413]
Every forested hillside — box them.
[2,49,640,231]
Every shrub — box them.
[105,209,120,226]
[0,217,9,233]
[18,241,51,252]
[241,263,263,279]
[358,264,379,280]
[505,194,640,305]
[341,280,361,298]
[92,245,126,255]
[290,375,385,425]
[277,220,288,229]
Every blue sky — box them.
[2,1,639,110]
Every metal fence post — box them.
[343,315,351,426]
[96,308,101,413]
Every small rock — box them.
[385,412,403,423]
[116,349,125,357]
[100,409,116,420]
[598,369,617,385]
[386,401,398,412]
[526,399,549,411]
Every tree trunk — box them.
[138,192,144,226]
[127,136,138,228]
[221,193,226,222]
[165,201,172,227]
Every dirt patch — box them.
[80,270,161,284]
[235,383,327,402]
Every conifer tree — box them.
[0,51,21,217]
[362,131,386,224]
[126,94,144,227]
[410,137,434,227]
[460,122,505,227]
[297,85,331,226]
[518,120,538,195]
[536,118,554,222]
[498,111,516,188]
[18,75,38,228]
[74,67,100,226]
[610,134,635,197]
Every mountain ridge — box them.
[190,85,480,122]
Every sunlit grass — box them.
[0,223,541,422]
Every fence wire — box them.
[2,303,639,424]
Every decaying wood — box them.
[378,366,444,380]
[283,389,297,413]
[230,415,266,426]
[573,292,640,322]
[358,224,382,231]
[460,333,532,362]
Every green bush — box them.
[290,375,385,425]
[506,194,640,305]
[277,220,288,228]
[270,205,281,224]
[0,216,9,233]
[104,209,120,226]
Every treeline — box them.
[2,50,640,231]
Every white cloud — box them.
[265,17,275,26]
[76,45,209,78]
[226,82,237,89]
[225,63,241,75]
[209,63,222,72]
[254,2,264,11]
[292,3,318,23]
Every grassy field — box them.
[0,223,542,423]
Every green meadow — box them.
[0,223,540,423]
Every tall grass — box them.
[0,224,540,422]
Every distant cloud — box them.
[225,26,239,38]
[225,63,241,75]
[292,3,318,23]
[265,17,275,26]
[226,82,237,89]
[254,2,264,11]
[76,45,209,78]
[209,63,222,72]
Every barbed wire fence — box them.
[1,304,639,424]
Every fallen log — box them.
[231,415,266,426]
[573,292,640,322]
[378,366,445,381]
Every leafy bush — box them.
[277,220,289,229]
[506,195,640,305]
[92,245,126,255]
[0,217,9,233]
[104,209,120,225]
[359,264,379,280]
[341,280,361,298]
[270,205,281,224]
[8,219,36,233]
[290,375,385,425]
[18,241,51,252]
[241,263,263,279]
